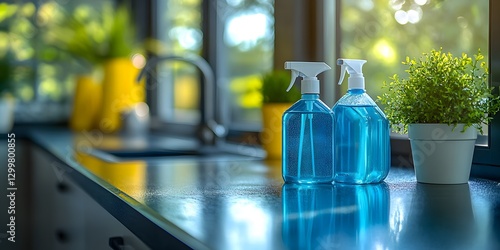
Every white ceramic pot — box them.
[0,98,14,133]
[408,124,477,184]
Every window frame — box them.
[146,0,278,145]
[329,0,500,178]
[471,0,500,179]
[143,0,205,138]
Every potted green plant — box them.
[45,3,145,133]
[260,70,301,159]
[378,48,500,184]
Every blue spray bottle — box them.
[282,62,333,184]
[333,59,390,184]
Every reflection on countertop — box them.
[26,127,500,250]
[282,183,390,250]
[399,183,476,249]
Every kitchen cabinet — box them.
[30,144,149,250]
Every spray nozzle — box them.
[284,61,331,94]
[337,59,366,90]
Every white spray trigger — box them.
[284,61,331,94]
[337,59,367,90]
[337,65,347,85]
[286,70,303,92]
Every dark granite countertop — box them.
[24,127,500,249]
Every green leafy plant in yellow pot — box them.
[378,48,500,184]
[260,70,301,160]
[45,3,145,133]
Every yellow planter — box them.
[261,103,290,160]
[97,58,145,133]
[69,75,102,132]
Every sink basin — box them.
[86,146,264,163]
[74,134,265,162]
[102,148,202,158]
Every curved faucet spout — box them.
[138,54,227,144]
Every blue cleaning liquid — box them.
[333,103,390,184]
[283,96,334,184]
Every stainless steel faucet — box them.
[137,54,227,145]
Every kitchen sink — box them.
[101,148,202,158]
[74,134,265,162]
[85,145,264,163]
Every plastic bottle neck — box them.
[347,89,366,94]
[302,93,320,100]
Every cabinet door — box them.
[83,192,150,250]
[31,145,86,250]
[30,144,149,249]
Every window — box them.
[329,0,499,176]
[1,0,119,123]
[337,0,489,136]
[153,0,203,125]
[151,0,274,135]
[220,0,275,129]
[472,0,500,178]
[1,1,72,122]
